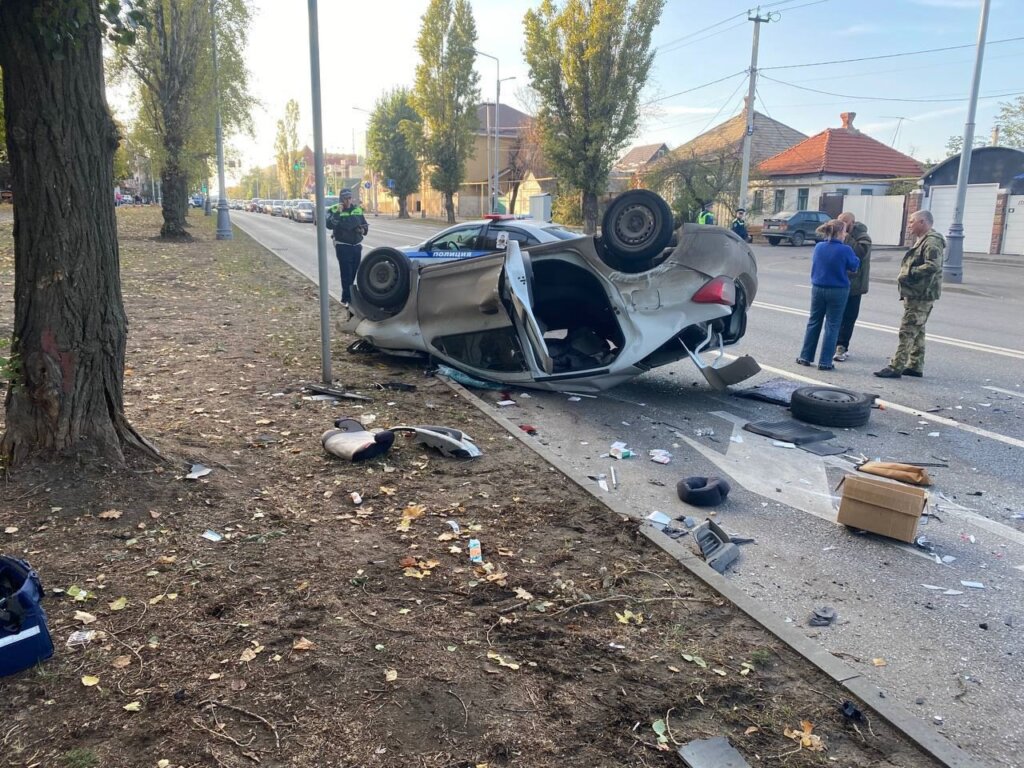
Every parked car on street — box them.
[399,215,578,261]
[293,200,314,223]
[761,210,830,246]
[270,199,286,216]
[343,190,760,393]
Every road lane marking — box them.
[984,385,1024,399]
[755,301,1024,361]
[744,359,1024,451]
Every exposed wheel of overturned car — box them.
[600,189,674,271]
[790,386,873,428]
[356,247,411,311]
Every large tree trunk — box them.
[160,163,189,238]
[0,0,157,465]
[398,196,409,219]
[582,190,599,235]
[444,192,455,224]
[509,181,521,216]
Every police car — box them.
[401,214,579,261]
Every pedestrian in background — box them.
[326,188,369,306]
[874,210,945,379]
[796,219,859,370]
[731,208,750,242]
[833,211,872,362]
[697,202,715,225]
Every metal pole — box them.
[308,0,332,384]
[211,0,232,239]
[738,8,768,212]
[493,64,499,213]
[944,0,991,284]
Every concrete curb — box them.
[441,376,985,768]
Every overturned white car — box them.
[344,190,760,393]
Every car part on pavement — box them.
[304,383,373,402]
[692,519,740,574]
[599,188,674,268]
[790,386,874,428]
[322,418,395,462]
[356,247,412,311]
[677,736,751,768]
[742,418,835,445]
[809,605,837,627]
[390,425,482,459]
[733,377,806,406]
[676,476,732,507]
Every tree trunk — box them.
[444,192,456,224]
[398,195,409,219]
[160,163,189,238]
[0,0,157,465]
[582,190,599,235]
[509,181,521,216]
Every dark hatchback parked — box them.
[761,210,830,246]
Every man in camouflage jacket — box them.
[874,210,945,379]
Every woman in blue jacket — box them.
[797,219,860,370]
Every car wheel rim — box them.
[806,389,857,404]
[615,204,656,246]
[368,262,399,293]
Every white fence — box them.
[841,195,906,246]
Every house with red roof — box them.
[753,112,923,218]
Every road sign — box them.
[386,178,395,189]
[364,181,372,189]
[201,185,207,193]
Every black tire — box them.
[676,476,731,507]
[790,386,874,428]
[356,247,411,311]
[600,189,674,264]
[767,237,780,246]
[791,230,806,247]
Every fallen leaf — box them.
[156,555,176,564]
[111,655,132,669]
[108,597,128,611]
[230,679,247,692]
[419,558,441,569]
[74,611,98,625]
[3,526,17,534]
[385,668,398,682]
[486,651,520,670]
[379,486,397,496]
[239,648,258,663]
[403,567,427,579]
[292,637,316,651]
[784,720,825,752]
[149,594,164,605]
[513,587,534,601]
[98,509,122,520]
[123,701,142,712]
[872,657,887,667]
[712,668,728,676]
[81,675,100,687]
[744,726,759,735]
[399,555,418,568]
[208,672,223,680]
[158,761,170,768]
[667,665,681,673]
[614,609,643,625]
[149,510,162,519]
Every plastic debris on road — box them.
[186,463,212,480]
[648,449,672,464]
[201,530,223,542]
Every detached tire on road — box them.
[676,476,731,507]
[600,189,674,268]
[357,247,411,311]
[791,386,873,428]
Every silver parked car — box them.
[343,190,760,393]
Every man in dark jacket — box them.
[833,212,872,362]
[875,210,945,379]
[327,188,369,305]
[730,208,750,242]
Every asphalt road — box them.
[233,211,1024,767]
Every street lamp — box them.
[496,75,516,212]
[211,0,232,239]
[474,49,507,213]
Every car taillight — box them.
[692,276,736,305]
[779,223,788,230]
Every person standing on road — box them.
[874,210,945,379]
[327,188,369,305]
[731,208,750,242]
[833,211,872,362]
[796,219,859,370]
[697,202,715,225]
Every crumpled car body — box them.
[345,194,759,393]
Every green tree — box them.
[944,134,988,158]
[112,0,254,237]
[0,0,157,464]
[645,147,741,223]
[274,100,302,198]
[412,0,480,224]
[524,0,664,233]
[994,95,1024,148]
[367,88,422,219]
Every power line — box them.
[762,35,1024,72]
[643,70,747,106]
[654,11,747,53]
[761,74,1024,104]
[657,20,748,55]
[697,78,749,136]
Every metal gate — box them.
[841,195,906,246]
[926,184,998,254]
[1002,195,1024,256]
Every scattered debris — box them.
[303,383,373,402]
[692,519,740,574]
[496,399,517,407]
[772,441,796,449]
[391,425,481,459]
[676,476,731,507]
[468,539,483,564]
[744,419,834,445]
[201,530,223,543]
[694,427,715,437]
[376,381,416,392]
[648,449,672,464]
[609,441,635,459]
[960,581,985,590]
[446,520,461,534]
[185,463,212,480]
[782,721,826,752]
[858,461,932,487]
[610,466,619,490]
[646,511,672,530]
[808,606,836,627]
[518,424,538,436]
[350,492,362,505]
[840,701,864,722]
[676,735,753,767]
[66,630,100,648]
[733,377,806,406]
[322,419,395,462]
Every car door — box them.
[479,224,543,251]
[415,223,487,260]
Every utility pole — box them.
[307,0,332,384]
[211,0,232,240]
[945,0,991,284]
[738,7,770,213]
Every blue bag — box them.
[0,556,54,676]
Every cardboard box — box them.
[836,474,927,543]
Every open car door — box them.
[502,241,554,376]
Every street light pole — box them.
[211,0,232,239]
[944,0,991,284]
[308,0,332,384]
[496,76,516,213]
[475,49,499,212]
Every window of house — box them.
[772,190,785,213]
[860,188,874,196]
[836,188,849,196]
[751,190,764,213]
[797,188,809,211]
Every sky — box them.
[226,0,1023,176]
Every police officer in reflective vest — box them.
[698,202,715,225]
[326,188,369,305]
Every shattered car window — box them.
[432,328,527,372]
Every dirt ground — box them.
[0,206,943,768]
